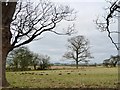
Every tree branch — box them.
[95,0,120,50]
[10,0,76,50]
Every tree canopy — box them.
[63,35,92,69]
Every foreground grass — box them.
[6,67,118,88]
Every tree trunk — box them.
[0,25,11,87]
[113,61,117,67]
[0,47,9,87]
[0,2,17,87]
[76,61,78,69]
[34,65,36,70]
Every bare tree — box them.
[103,55,120,67]
[10,0,76,50]
[63,35,92,69]
[95,2,120,87]
[38,54,50,70]
[95,0,120,50]
[31,53,40,70]
[110,55,120,67]
[0,0,76,87]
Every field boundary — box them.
[0,88,119,90]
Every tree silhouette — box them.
[63,35,92,69]
[95,0,120,50]
[0,0,76,87]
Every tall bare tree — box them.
[0,0,76,87]
[63,35,91,69]
[95,3,120,86]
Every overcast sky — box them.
[26,0,118,64]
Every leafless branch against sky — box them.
[96,0,120,51]
[1,0,118,64]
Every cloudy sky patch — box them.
[26,0,118,64]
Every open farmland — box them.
[6,66,118,88]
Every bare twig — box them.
[10,0,76,50]
[95,0,120,50]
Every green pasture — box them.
[6,67,118,88]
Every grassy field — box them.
[6,66,118,88]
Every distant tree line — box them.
[7,47,51,71]
[103,55,120,67]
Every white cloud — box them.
[27,1,118,64]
